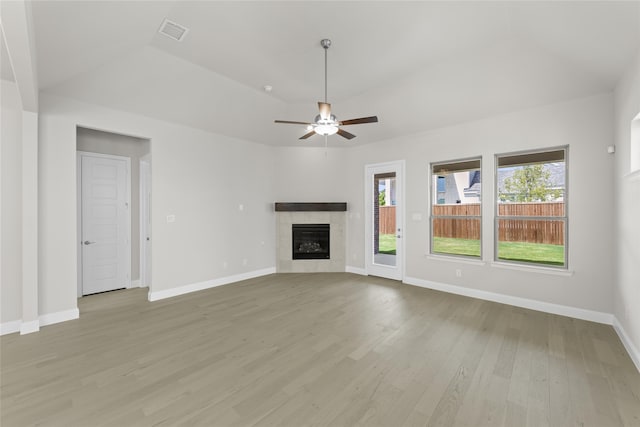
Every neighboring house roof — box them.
[464,170,482,198]
[464,182,482,198]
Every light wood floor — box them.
[1,273,639,426]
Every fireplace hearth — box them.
[292,224,330,260]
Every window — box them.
[495,147,567,267]
[430,158,482,258]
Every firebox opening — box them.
[292,224,330,260]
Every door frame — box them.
[139,154,151,288]
[364,160,405,280]
[76,151,132,297]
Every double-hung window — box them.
[430,158,482,258]
[495,147,567,268]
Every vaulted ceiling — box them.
[22,1,640,146]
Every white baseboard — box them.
[403,276,613,325]
[20,319,40,335]
[613,316,640,373]
[148,267,276,302]
[0,308,80,336]
[345,266,367,276]
[1,320,21,335]
[40,308,80,327]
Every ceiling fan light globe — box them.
[314,124,339,136]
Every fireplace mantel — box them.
[274,202,347,212]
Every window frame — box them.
[494,146,569,269]
[429,156,483,259]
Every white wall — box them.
[76,127,150,282]
[273,146,350,202]
[613,52,640,368]
[1,80,23,325]
[38,93,276,318]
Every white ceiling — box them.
[28,1,640,146]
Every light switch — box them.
[166,214,175,223]
[412,213,423,221]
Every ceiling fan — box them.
[275,39,378,140]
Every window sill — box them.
[490,261,574,276]
[425,254,486,266]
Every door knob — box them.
[83,240,96,245]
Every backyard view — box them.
[374,172,398,267]
[378,234,396,255]
[432,237,564,265]
[496,154,566,267]
[429,151,566,267]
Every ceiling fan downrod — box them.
[321,39,331,104]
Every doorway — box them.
[76,127,151,297]
[365,161,404,280]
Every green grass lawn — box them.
[497,241,564,266]
[432,237,480,257]
[378,234,396,255]
[379,235,564,266]
[432,237,564,266]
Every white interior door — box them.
[81,154,130,295]
[365,161,404,280]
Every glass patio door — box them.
[365,161,404,280]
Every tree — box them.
[378,189,386,206]
[502,164,561,202]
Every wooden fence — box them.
[497,202,565,245]
[379,206,396,234]
[380,202,565,244]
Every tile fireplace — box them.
[275,203,346,273]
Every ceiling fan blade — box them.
[337,128,356,140]
[339,116,378,126]
[299,130,316,140]
[275,120,312,125]
[318,102,331,119]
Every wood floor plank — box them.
[1,273,639,426]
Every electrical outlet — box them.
[242,258,248,266]
[455,269,462,277]
[223,261,228,269]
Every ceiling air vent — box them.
[158,18,189,42]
